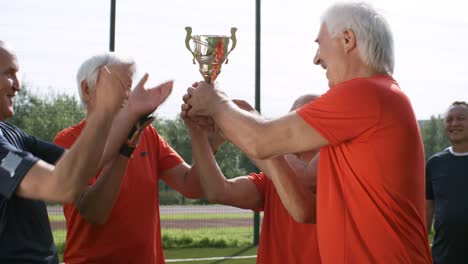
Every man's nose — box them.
[12,75,20,91]
[313,50,320,65]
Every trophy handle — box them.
[185,26,196,64]
[225,27,237,64]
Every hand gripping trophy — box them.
[185,27,237,84]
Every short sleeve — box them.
[0,147,39,199]
[53,126,80,149]
[296,78,380,145]
[247,172,267,211]
[247,172,267,196]
[27,137,64,165]
[147,127,184,172]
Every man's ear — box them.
[342,29,357,53]
[80,81,91,103]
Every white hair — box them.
[321,2,394,75]
[76,53,135,108]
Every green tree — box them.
[421,115,450,159]
[153,116,255,204]
[9,85,85,142]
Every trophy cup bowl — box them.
[185,27,237,83]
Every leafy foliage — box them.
[153,116,254,205]
[420,115,450,160]
[9,85,85,142]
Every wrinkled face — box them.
[444,105,468,144]
[313,23,347,88]
[0,47,20,121]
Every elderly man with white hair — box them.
[182,2,432,263]
[54,53,212,264]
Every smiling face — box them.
[444,104,468,145]
[0,45,20,121]
[313,23,348,88]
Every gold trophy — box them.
[185,27,237,83]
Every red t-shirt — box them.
[54,120,184,264]
[297,75,431,263]
[248,172,321,264]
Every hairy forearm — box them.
[75,155,129,225]
[175,165,204,199]
[52,109,115,202]
[189,129,231,203]
[258,157,317,223]
[211,101,277,159]
[100,107,139,167]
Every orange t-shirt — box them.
[54,120,184,264]
[297,75,431,263]
[248,172,321,264]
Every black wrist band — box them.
[119,144,135,158]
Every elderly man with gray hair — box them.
[54,53,211,264]
[182,2,432,263]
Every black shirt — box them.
[426,147,468,264]
[0,122,64,264]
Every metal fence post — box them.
[253,0,261,246]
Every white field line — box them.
[60,255,256,264]
[165,255,257,262]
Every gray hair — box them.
[76,53,135,108]
[321,2,394,75]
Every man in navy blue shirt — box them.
[0,40,173,263]
[426,101,468,264]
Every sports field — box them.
[48,205,260,262]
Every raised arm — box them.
[72,155,129,224]
[182,82,328,159]
[100,74,173,166]
[185,120,264,210]
[16,66,128,203]
[247,146,319,224]
[65,118,153,225]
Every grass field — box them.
[165,246,258,264]
[53,227,254,249]
[49,213,253,222]
[163,227,253,248]
[53,224,256,262]
[55,243,257,263]
[50,205,434,263]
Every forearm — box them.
[75,155,129,225]
[175,165,204,199]
[259,157,316,223]
[51,109,115,202]
[211,101,276,159]
[100,106,139,167]
[189,129,231,203]
[212,101,319,159]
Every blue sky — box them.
[1,0,468,120]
